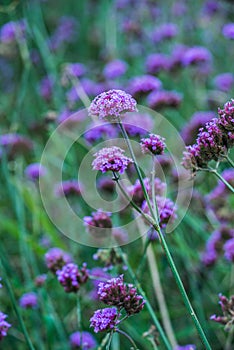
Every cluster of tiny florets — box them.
[84,209,112,235]
[56,263,88,293]
[140,134,166,155]
[92,146,133,174]
[97,274,145,315]
[210,294,234,331]
[90,307,118,333]
[45,247,72,273]
[88,89,137,120]
[0,312,11,341]
[182,99,234,173]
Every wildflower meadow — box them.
[0,1,234,349]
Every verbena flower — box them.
[103,59,128,79]
[34,274,47,287]
[222,23,234,40]
[88,89,137,120]
[152,23,178,43]
[223,238,234,262]
[0,20,26,43]
[56,263,88,293]
[54,180,82,197]
[45,247,72,273]
[84,121,118,145]
[147,90,182,110]
[128,177,166,207]
[182,46,212,66]
[0,312,11,340]
[210,294,234,330]
[174,345,196,350]
[0,133,33,160]
[213,73,234,92]
[140,134,166,155]
[92,146,133,174]
[19,292,38,309]
[142,196,177,229]
[70,331,97,349]
[90,307,118,333]
[181,111,216,145]
[122,112,153,137]
[24,163,47,181]
[84,209,112,235]
[98,274,145,315]
[128,75,162,97]
[146,53,170,74]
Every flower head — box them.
[19,292,38,309]
[24,163,47,181]
[143,196,177,229]
[224,238,234,262]
[70,331,97,349]
[182,46,212,66]
[98,274,145,315]
[90,307,118,333]
[92,146,133,174]
[147,90,182,110]
[45,247,72,273]
[210,294,234,330]
[54,180,82,197]
[103,59,128,79]
[222,23,234,40]
[88,89,137,120]
[0,312,11,340]
[56,263,88,293]
[84,209,112,235]
[140,134,166,155]
[128,75,162,98]
[174,345,196,350]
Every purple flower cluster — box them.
[213,73,234,92]
[92,146,133,174]
[147,90,182,110]
[181,111,216,145]
[34,274,47,287]
[45,247,72,273]
[0,133,33,160]
[210,294,234,330]
[90,307,118,333]
[182,46,212,66]
[152,23,178,43]
[0,312,11,341]
[201,226,234,267]
[84,209,112,235]
[56,263,88,293]
[128,177,166,207]
[19,292,38,309]
[84,121,118,145]
[0,20,26,43]
[222,23,234,40]
[103,59,128,79]
[182,99,234,173]
[88,89,137,120]
[128,75,162,97]
[98,274,145,315]
[24,163,47,181]
[174,345,196,350]
[122,112,154,137]
[143,196,177,229]
[70,331,96,349]
[140,134,166,155]
[49,16,78,51]
[146,53,170,74]
[54,180,82,197]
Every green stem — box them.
[116,329,138,349]
[116,248,172,350]
[77,293,82,348]
[151,155,159,224]
[0,258,36,350]
[117,118,156,221]
[151,225,212,350]
[106,331,114,350]
[224,155,234,168]
[208,168,234,193]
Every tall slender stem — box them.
[116,247,172,350]
[151,155,159,224]
[151,225,212,350]
[0,257,36,350]
[147,245,177,348]
[117,118,157,222]
[223,154,234,168]
[208,168,234,193]
[77,292,82,349]
[116,329,138,349]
